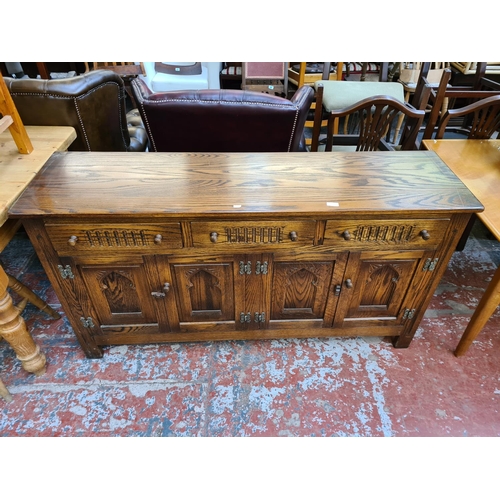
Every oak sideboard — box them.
[9,151,483,358]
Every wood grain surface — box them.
[9,151,483,219]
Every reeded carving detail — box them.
[342,225,416,243]
[85,229,151,247]
[224,226,285,244]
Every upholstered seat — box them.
[314,80,404,110]
[5,70,148,152]
[131,78,314,152]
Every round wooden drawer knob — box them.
[289,231,298,241]
[420,230,430,240]
[154,234,162,244]
[210,232,218,243]
[68,235,78,246]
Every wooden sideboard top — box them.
[9,151,484,219]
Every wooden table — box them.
[422,139,500,356]
[0,125,76,375]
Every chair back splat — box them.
[434,95,500,139]
[131,79,314,152]
[315,85,425,152]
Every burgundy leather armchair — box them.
[131,78,314,152]
[4,70,148,152]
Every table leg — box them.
[0,265,46,375]
[454,266,500,356]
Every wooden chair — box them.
[84,62,146,78]
[421,64,500,142]
[451,62,500,75]
[393,62,450,143]
[84,62,146,107]
[241,62,288,96]
[434,95,500,139]
[344,62,382,81]
[219,62,242,89]
[311,80,407,151]
[287,63,344,150]
[315,88,426,152]
[0,73,33,154]
[287,62,343,87]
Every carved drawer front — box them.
[45,223,183,254]
[323,218,450,250]
[191,220,317,248]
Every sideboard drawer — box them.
[191,220,317,247]
[45,223,183,254]
[323,218,450,250]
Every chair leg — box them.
[7,274,61,320]
[326,116,335,151]
[0,376,13,402]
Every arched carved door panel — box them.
[334,250,433,328]
[171,261,235,324]
[79,260,165,334]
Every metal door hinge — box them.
[240,312,251,323]
[255,261,268,275]
[423,258,439,272]
[80,316,95,328]
[402,308,415,320]
[254,312,266,323]
[239,261,252,275]
[58,264,74,279]
[334,285,342,296]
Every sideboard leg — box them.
[0,266,46,376]
[392,335,412,348]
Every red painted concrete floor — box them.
[1,221,499,437]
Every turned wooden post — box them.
[0,265,46,375]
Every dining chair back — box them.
[421,64,500,142]
[311,79,406,151]
[434,95,500,139]
[315,88,425,151]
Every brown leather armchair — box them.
[4,70,148,152]
[131,78,314,152]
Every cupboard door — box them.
[169,258,237,328]
[166,254,272,332]
[78,256,169,336]
[334,250,432,328]
[269,254,347,328]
